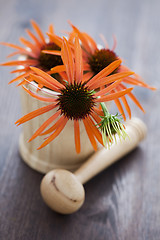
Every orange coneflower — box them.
[69,23,156,120]
[0,20,63,85]
[15,37,134,153]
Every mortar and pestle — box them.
[40,118,147,214]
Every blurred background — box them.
[0,0,160,239]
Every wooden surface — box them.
[0,0,160,239]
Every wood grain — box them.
[0,0,160,239]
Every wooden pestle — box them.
[40,118,147,214]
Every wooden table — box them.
[0,0,160,239]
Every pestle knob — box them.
[40,118,147,214]
[40,169,85,214]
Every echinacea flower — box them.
[68,23,156,120]
[0,20,63,86]
[15,37,134,153]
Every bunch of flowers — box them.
[0,20,155,153]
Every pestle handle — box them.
[74,118,147,184]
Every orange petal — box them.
[29,73,60,92]
[17,79,29,86]
[7,50,36,59]
[82,72,93,83]
[116,85,131,118]
[74,120,81,153]
[127,92,145,112]
[59,71,68,82]
[91,110,102,124]
[61,38,74,84]
[9,71,32,84]
[112,92,126,121]
[29,110,61,142]
[50,65,66,74]
[94,78,123,97]
[86,117,103,145]
[19,37,40,55]
[37,117,68,149]
[0,59,38,67]
[10,67,30,73]
[30,67,65,89]
[83,63,91,71]
[40,115,65,135]
[7,51,24,58]
[69,22,92,54]
[83,118,98,151]
[119,64,132,72]
[121,95,131,118]
[112,35,117,51]
[74,36,83,83]
[86,59,122,88]
[93,107,103,116]
[48,24,54,36]
[82,32,97,54]
[31,20,46,45]
[120,83,145,112]
[46,32,62,47]
[42,50,61,55]
[15,103,56,125]
[22,86,57,102]
[99,34,109,48]
[123,76,156,90]
[95,88,133,102]
[0,42,29,52]
[26,29,42,48]
[91,71,134,90]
